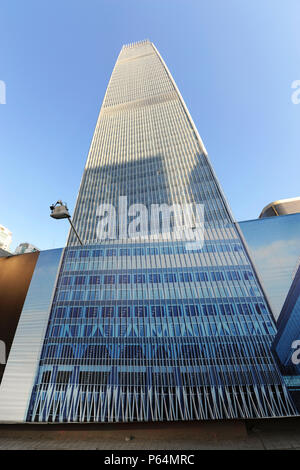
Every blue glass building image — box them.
[272,263,300,398]
[0,41,296,422]
[239,213,300,320]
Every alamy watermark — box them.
[291,340,300,365]
[0,80,6,104]
[291,80,300,104]
[95,196,205,249]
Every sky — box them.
[0,0,299,251]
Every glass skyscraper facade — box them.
[25,40,295,422]
[273,263,300,376]
[239,213,300,320]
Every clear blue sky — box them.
[0,0,299,251]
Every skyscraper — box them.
[1,41,295,422]
[68,40,230,244]
[0,224,12,252]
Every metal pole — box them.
[68,218,83,246]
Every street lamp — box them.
[50,200,83,246]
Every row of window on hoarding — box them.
[51,301,268,319]
[60,269,255,286]
[65,241,243,260]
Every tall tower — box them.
[69,40,231,244]
[26,41,295,422]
